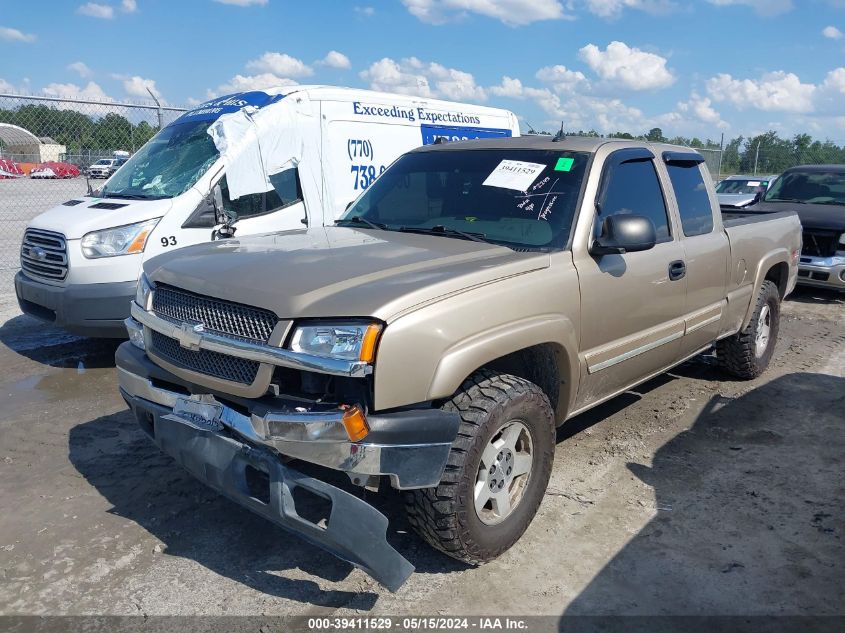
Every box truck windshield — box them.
[101,119,220,200]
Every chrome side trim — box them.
[118,367,450,490]
[588,330,684,374]
[131,302,372,378]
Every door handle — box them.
[668,260,686,281]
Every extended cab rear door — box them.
[572,147,687,411]
[661,152,729,356]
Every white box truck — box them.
[16,86,519,337]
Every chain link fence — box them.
[695,139,845,182]
[0,94,186,271]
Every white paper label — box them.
[747,181,761,187]
[483,160,547,191]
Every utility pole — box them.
[146,87,163,130]
[753,140,761,176]
[717,132,724,180]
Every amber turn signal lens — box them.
[342,405,369,442]
[358,324,382,363]
[127,227,154,254]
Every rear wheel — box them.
[404,370,555,564]
[717,280,780,379]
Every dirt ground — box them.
[0,285,842,619]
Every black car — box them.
[745,164,845,291]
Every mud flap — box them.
[153,412,415,591]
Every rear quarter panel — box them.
[721,212,801,334]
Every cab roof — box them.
[409,134,702,157]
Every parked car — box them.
[116,136,801,590]
[15,85,519,337]
[29,161,80,179]
[742,164,845,291]
[716,174,777,208]
[0,158,23,179]
[86,155,129,179]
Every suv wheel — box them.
[404,369,555,564]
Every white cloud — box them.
[677,93,728,129]
[578,41,675,90]
[122,0,138,12]
[706,0,792,15]
[402,0,569,26]
[585,0,675,18]
[489,76,527,98]
[0,26,36,43]
[0,78,18,93]
[706,71,816,113]
[823,25,843,39]
[320,50,351,69]
[77,3,115,19]
[245,52,313,77]
[213,0,268,6]
[535,64,588,93]
[211,73,297,96]
[41,81,113,101]
[67,62,93,79]
[121,75,160,99]
[360,57,486,102]
[355,5,375,16]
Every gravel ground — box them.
[0,285,842,619]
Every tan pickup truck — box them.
[116,136,801,590]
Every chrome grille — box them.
[152,284,277,343]
[20,229,68,280]
[150,330,260,385]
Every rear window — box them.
[342,149,589,250]
[667,163,714,236]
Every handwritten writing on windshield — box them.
[514,176,561,221]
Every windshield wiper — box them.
[766,198,806,204]
[335,216,389,230]
[399,225,489,243]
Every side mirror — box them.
[590,214,657,256]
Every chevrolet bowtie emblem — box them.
[176,323,204,350]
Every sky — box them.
[2,0,845,142]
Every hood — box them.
[745,201,845,232]
[717,193,757,208]
[28,197,174,239]
[144,226,550,321]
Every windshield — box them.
[339,149,589,250]
[716,179,769,195]
[101,120,220,200]
[93,160,111,166]
[764,170,845,205]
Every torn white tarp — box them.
[206,94,327,220]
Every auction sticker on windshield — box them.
[483,159,547,191]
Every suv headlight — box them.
[289,322,382,362]
[81,218,160,258]
[135,273,153,309]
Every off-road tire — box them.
[404,370,555,564]
[716,280,780,379]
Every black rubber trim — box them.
[123,391,414,591]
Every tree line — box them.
[2,104,844,175]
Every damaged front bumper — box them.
[115,342,459,590]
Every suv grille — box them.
[152,284,277,343]
[801,230,839,258]
[20,229,68,280]
[150,330,260,385]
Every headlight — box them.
[81,218,160,258]
[289,322,382,362]
[135,273,153,309]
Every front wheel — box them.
[404,370,555,564]
[716,279,781,379]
